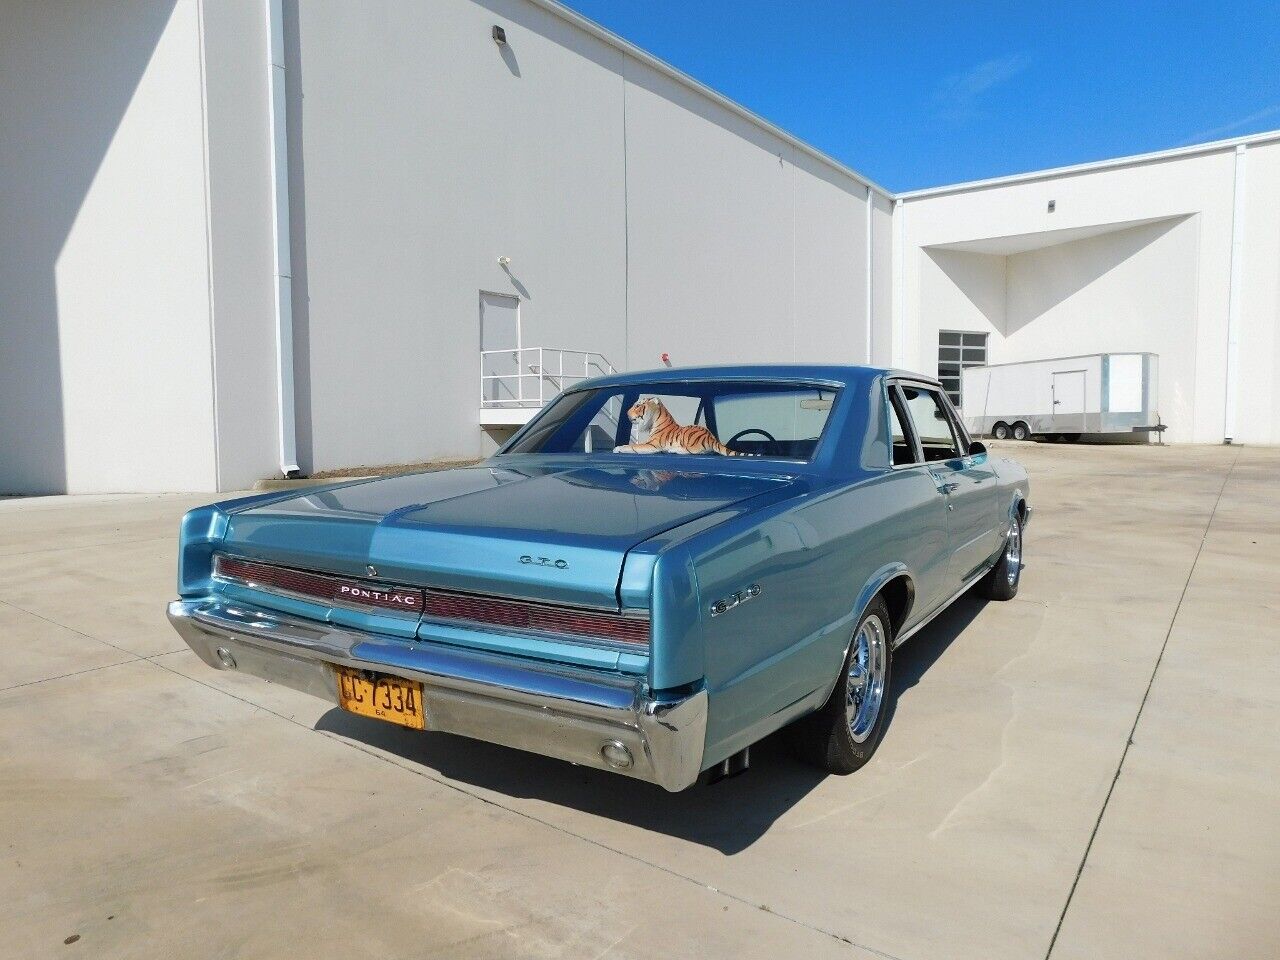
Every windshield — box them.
[504,381,840,462]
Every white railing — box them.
[480,347,617,408]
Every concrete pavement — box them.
[1,444,1277,959]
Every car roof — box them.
[575,364,942,392]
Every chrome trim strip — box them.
[167,598,704,791]
[893,568,990,649]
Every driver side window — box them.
[887,387,919,466]
[899,385,963,463]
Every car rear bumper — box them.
[166,598,707,791]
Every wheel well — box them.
[1015,498,1027,522]
[877,575,914,639]
[993,420,1009,430]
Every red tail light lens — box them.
[212,555,424,614]
[212,554,649,646]
[423,590,650,646]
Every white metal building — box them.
[894,134,1280,446]
[2,0,1278,494]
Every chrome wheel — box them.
[992,422,1010,440]
[846,614,888,743]
[1005,519,1022,587]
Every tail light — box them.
[212,555,423,614]
[423,590,649,647]
[212,554,648,646]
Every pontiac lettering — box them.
[332,582,423,612]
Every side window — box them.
[900,386,963,463]
[887,387,919,466]
[938,392,972,451]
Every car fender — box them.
[813,561,915,706]
[1006,489,1030,530]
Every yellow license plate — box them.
[334,666,425,730]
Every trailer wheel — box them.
[1012,422,1031,441]
[992,422,1010,440]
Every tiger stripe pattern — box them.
[613,397,748,456]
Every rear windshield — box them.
[504,381,840,462]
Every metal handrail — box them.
[480,346,617,408]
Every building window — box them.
[938,331,987,407]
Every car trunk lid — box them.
[220,464,793,610]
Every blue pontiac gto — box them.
[168,366,1030,790]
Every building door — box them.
[1052,370,1087,431]
[480,292,521,404]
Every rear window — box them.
[505,381,840,462]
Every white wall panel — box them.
[284,0,879,473]
[289,0,628,473]
[0,0,217,494]
[792,156,868,365]
[619,61,795,368]
[201,1,280,490]
[871,193,895,366]
[1238,142,1280,445]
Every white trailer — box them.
[961,353,1161,441]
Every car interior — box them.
[509,382,838,461]
[890,384,965,465]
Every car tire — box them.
[1012,421,1031,441]
[991,422,1010,440]
[979,513,1023,601]
[791,596,894,775]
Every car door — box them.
[897,382,1000,589]
[885,383,953,616]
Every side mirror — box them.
[968,440,987,456]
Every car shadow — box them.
[315,593,988,855]
[883,593,988,729]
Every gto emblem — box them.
[520,555,568,569]
[710,583,762,617]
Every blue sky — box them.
[560,0,1280,191]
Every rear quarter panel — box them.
[683,468,948,768]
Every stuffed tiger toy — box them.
[613,397,746,456]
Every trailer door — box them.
[1052,370,1087,432]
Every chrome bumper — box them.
[167,599,707,791]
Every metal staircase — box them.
[480,347,617,427]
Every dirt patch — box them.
[308,458,482,479]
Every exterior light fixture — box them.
[1047,200,1056,213]
[492,25,507,45]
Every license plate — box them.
[334,666,425,730]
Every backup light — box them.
[601,741,633,769]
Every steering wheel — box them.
[727,428,777,447]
